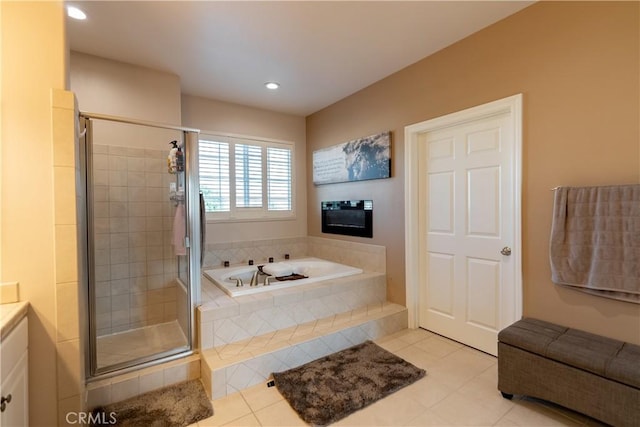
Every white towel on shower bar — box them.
[173,203,187,256]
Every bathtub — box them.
[203,257,363,297]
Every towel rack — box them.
[170,193,185,206]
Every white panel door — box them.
[418,112,515,356]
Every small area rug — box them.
[91,379,213,427]
[272,340,426,425]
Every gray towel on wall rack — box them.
[549,184,640,304]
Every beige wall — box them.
[1,2,77,425]
[306,2,640,343]
[181,95,307,243]
[70,51,182,124]
[71,57,308,245]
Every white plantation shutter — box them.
[235,144,262,208]
[267,147,292,210]
[199,140,230,212]
[199,134,294,219]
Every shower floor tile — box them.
[96,320,188,369]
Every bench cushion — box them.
[607,343,640,388]
[498,318,639,389]
[546,328,623,378]
[497,318,567,354]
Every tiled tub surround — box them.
[199,272,387,349]
[202,237,308,270]
[306,236,386,274]
[202,236,386,274]
[92,144,182,337]
[198,236,400,400]
[202,302,407,399]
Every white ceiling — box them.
[66,1,533,116]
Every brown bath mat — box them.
[272,340,426,425]
[91,379,213,427]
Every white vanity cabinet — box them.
[0,317,28,427]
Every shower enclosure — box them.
[78,113,201,377]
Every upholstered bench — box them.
[498,318,640,427]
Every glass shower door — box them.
[82,115,196,376]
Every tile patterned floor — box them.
[96,320,188,368]
[192,328,606,426]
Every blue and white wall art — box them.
[313,131,391,185]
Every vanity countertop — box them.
[0,301,29,340]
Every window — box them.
[267,147,292,211]
[235,144,262,208]
[199,140,230,212]
[199,134,294,220]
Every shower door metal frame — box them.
[79,112,202,379]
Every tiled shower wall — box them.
[92,144,180,336]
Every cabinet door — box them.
[0,350,28,427]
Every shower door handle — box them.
[199,192,206,267]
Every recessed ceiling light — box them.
[265,82,280,90]
[67,5,87,20]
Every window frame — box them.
[199,132,296,222]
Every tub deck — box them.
[203,257,363,297]
[198,269,407,400]
[198,270,387,350]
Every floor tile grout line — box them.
[201,330,606,427]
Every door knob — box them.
[1,393,12,412]
[501,246,512,256]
